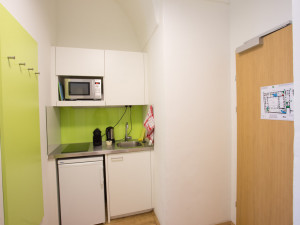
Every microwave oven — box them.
[64,78,102,100]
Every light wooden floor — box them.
[105,212,158,225]
[104,212,233,225]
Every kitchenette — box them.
[3,1,294,225]
[47,46,154,225]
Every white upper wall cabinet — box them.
[105,50,145,105]
[56,47,105,76]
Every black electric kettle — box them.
[106,127,115,143]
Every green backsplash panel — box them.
[0,4,44,225]
[60,106,145,144]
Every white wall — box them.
[147,0,231,224]
[230,0,292,223]
[293,0,300,224]
[146,25,167,225]
[56,0,141,51]
[116,0,158,49]
[0,1,58,225]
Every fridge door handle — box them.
[58,161,101,167]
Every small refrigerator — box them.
[58,156,105,225]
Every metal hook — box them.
[19,63,26,66]
[35,72,40,75]
[7,56,15,60]
[27,68,34,71]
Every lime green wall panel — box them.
[60,106,145,144]
[0,4,44,225]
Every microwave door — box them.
[69,82,91,99]
[65,79,93,100]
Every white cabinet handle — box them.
[100,167,104,186]
[111,157,123,162]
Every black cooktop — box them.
[61,143,90,153]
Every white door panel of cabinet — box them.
[108,151,152,217]
[105,50,145,105]
[56,47,104,76]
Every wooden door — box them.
[236,25,293,225]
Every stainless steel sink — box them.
[117,141,142,148]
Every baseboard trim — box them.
[215,222,235,225]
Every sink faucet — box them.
[125,122,131,141]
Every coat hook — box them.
[35,72,40,75]
[7,56,15,60]
[27,68,34,71]
[19,63,26,66]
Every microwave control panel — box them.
[94,79,102,99]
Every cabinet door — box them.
[105,50,145,105]
[56,47,104,76]
[108,151,152,217]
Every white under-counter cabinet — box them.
[107,151,152,218]
[105,50,145,105]
[56,47,105,77]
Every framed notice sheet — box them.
[261,83,294,121]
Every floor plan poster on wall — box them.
[261,83,294,121]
